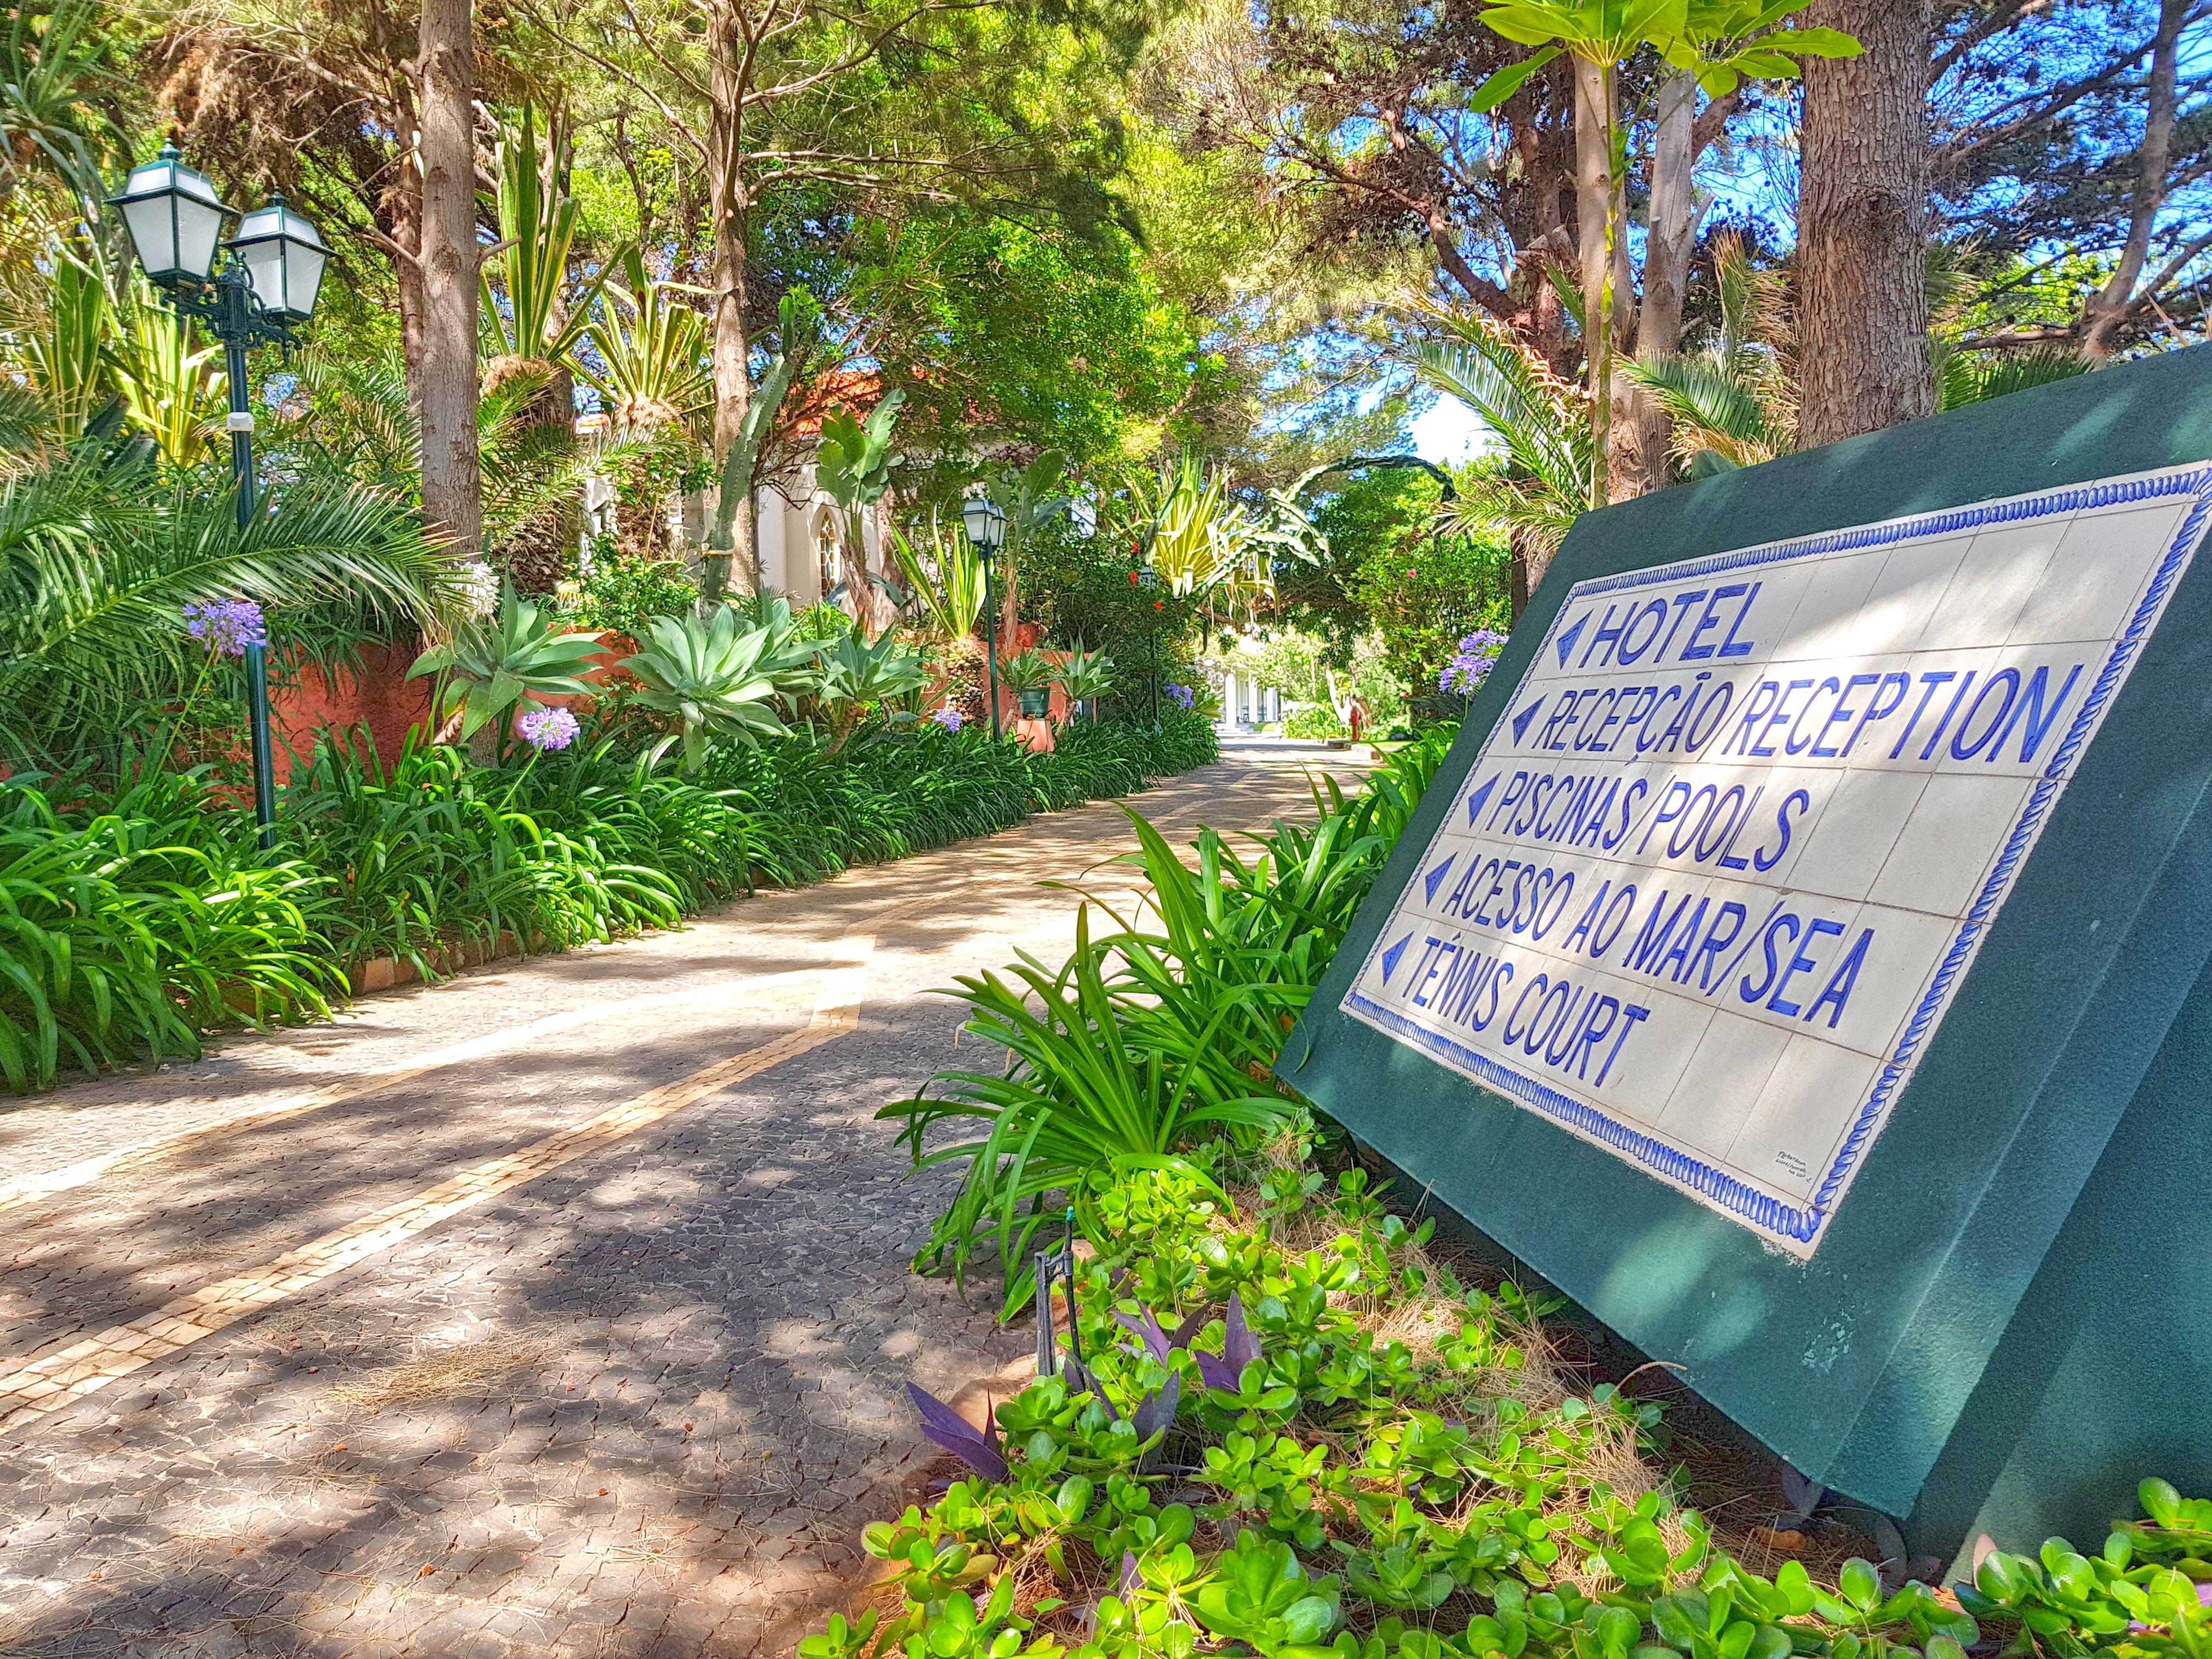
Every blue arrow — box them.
[1465,774,1497,826]
[1379,933,1413,984]
[1510,696,1545,744]
[1424,853,1457,904]
[1555,610,1590,667]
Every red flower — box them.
[1154,600,1164,610]
[1127,571,1139,584]
[1406,567,1418,578]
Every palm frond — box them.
[1937,347,2091,412]
[1623,352,1786,470]
[0,453,460,769]
[1410,313,1591,549]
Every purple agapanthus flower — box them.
[184,598,268,657]
[517,705,580,751]
[931,704,963,732]
[1164,682,1195,710]
[1439,629,1509,696]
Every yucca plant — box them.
[619,603,799,768]
[479,105,614,370]
[409,579,605,742]
[112,283,222,466]
[18,240,109,442]
[578,247,710,433]
[888,512,985,641]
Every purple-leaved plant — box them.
[906,1383,1008,1482]
[1193,1293,1260,1393]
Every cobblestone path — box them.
[0,740,1369,1659]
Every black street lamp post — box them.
[109,146,328,850]
[962,492,1009,742]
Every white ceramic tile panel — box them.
[1341,463,2212,1256]
[1656,1019,1791,1158]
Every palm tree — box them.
[1410,308,1593,558]
[0,435,463,771]
[1623,233,1796,476]
[1625,234,2090,477]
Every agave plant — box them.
[619,604,798,768]
[814,627,928,750]
[1051,644,1116,713]
[409,580,605,742]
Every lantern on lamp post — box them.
[109,146,329,850]
[962,492,1009,743]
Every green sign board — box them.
[1282,345,2212,1561]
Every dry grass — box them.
[326,1325,567,1412]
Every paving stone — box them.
[0,742,1365,1656]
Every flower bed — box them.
[0,711,1219,1094]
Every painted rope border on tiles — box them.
[1345,462,2212,1250]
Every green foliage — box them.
[1412,317,1590,552]
[0,772,336,1092]
[481,106,615,365]
[892,513,988,640]
[0,709,1217,1095]
[618,602,805,768]
[1283,705,1350,740]
[578,247,711,430]
[814,628,930,749]
[1347,527,1512,696]
[886,728,1448,1308]
[1052,645,1117,705]
[0,444,460,774]
[569,546,699,640]
[998,648,1057,693]
[410,582,605,742]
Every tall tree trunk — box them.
[1573,57,1616,507]
[1609,69,1699,500]
[1797,0,1936,448]
[708,1,757,592]
[2080,0,2186,359]
[386,98,427,403]
[415,0,481,557]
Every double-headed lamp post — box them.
[962,492,1009,742]
[109,144,330,850]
